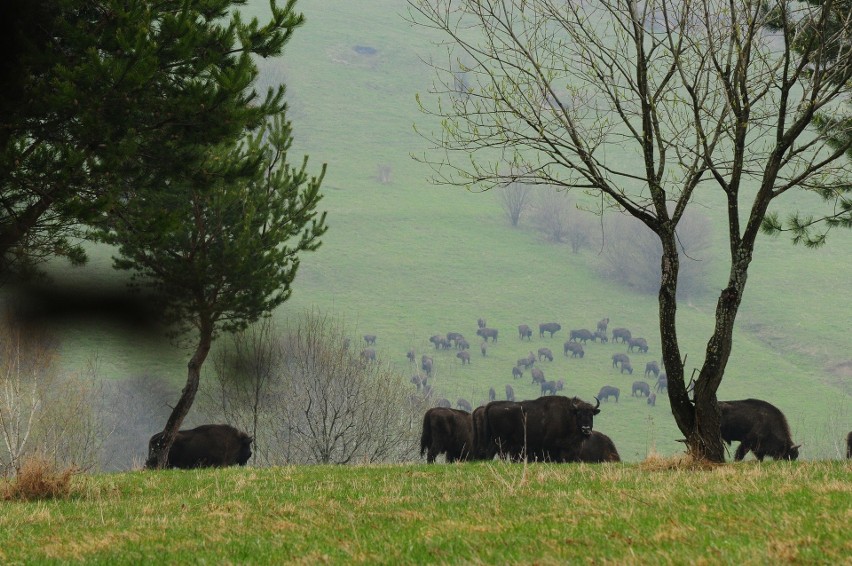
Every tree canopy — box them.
[409,0,852,460]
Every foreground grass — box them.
[2,461,850,564]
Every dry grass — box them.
[638,451,721,471]
[2,454,77,501]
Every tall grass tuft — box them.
[2,454,76,501]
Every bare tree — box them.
[408,0,852,461]
[531,190,595,251]
[498,180,534,227]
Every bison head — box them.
[783,444,801,461]
[571,397,601,436]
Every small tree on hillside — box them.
[409,0,852,461]
[102,115,327,469]
[498,180,534,227]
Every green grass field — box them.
[2,461,850,564]
[6,0,852,464]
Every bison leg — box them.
[733,442,750,461]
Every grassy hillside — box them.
[2,461,850,564]
[4,0,851,464]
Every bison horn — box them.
[593,396,600,409]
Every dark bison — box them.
[456,338,470,350]
[538,347,554,362]
[539,322,562,338]
[456,351,471,365]
[488,387,496,402]
[480,396,601,461]
[456,398,473,412]
[518,324,533,340]
[531,367,545,384]
[478,318,487,329]
[360,348,376,362]
[632,381,650,397]
[627,337,649,353]
[847,431,852,459]
[430,334,451,349]
[436,398,452,408]
[410,374,422,390]
[540,379,563,396]
[655,373,668,393]
[145,424,253,469]
[512,366,523,379]
[597,385,620,403]
[620,361,634,375]
[611,327,632,343]
[645,361,660,378]
[647,392,657,406]
[612,353,630,368]
[477,327,499,342]
[719,399,801,461]
[505,384,515,401]
[596,318,610,333]
[363,334,377,345]
[406,349,416,363]
[480,342,487,356]
[420,407,473,463]
[569,329,594,343]
[564,341,585,358]
[578,430,621,463]
[421,355,433,376]
[518,352,536,369]
[447,332,464,345]
[593,330,609,343]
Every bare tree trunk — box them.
[146,319,214,469]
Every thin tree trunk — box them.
[146,319,214,469]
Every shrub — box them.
[2,454,75,501]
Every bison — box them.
[538,347,554,362]
[597,385,620,403]
[436,398,452,408]
[627,337,649,353]
[647,392,657,406]
[145,424,253,469]
[421,355,433,376]
[564,341,585,358]
[569,329,594,343]
[360,348,376,362]
[512,366,523,379]
[410,374,422,390]
[505,384,515,402]
[578,430,621,463]
[531,367,545,385]
[447,332,464,346]
[719,399,801,461]
[456,338,470,351]
[611,327,632,343]
[480,396,601,462]
[477,327,499,342]
[406,349,415,363]
[612,353,630,369]
[540,379,563,396]
[632,381,650,397]
[645,361,660,378]
[456,398,473,412]
[593,330,609,343]
[480,342,487,356]
[539,322,562,338]
[518,352,536,369]
[456,351,471,365]
[597,318,610,333]
[518,324,533,340]
[620,361,634,375]
[363,334,377,345]
[478,318,487,329]
[420,407,473,463]
[489,387,496,402]
[655,373,668,393]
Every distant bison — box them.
[518,324,533,340]
[578,430,621,463]
[456,338,470,350]
[480,342,487,357]
[145,424,253,469]
[645,361,660,378]
[517,352,536,369]
[456,398,473,412]
[719,399,800,461]
[489,387,496,402]
[655,373,668,393]
[406,349,416,363]
[632,381,650,397]
[478,318,487,329]
[538,348,554,362]
[620,361,634,375]
[363,334,377,345]
[512,366,523,379]
[477,327,499,342]
[564,341,585,358]
[593,330,608,343]
[420,407,473,463]
[530,367,545,385]
[596,318,610,333]
[647,392,657,406]
[430,334,450,349]
[627,337,649,353]
[612,353,630,369]
[539,322,562,338]
[360,348,376,362]
[597,385,620,403]
[505,384,515,402]
[447,332,464,346]
[569,329,594,343]
[456,351,471,365]
[410,374,423,390]
[540,379,563,396]
[436,398,452,408]
[421,355,434,376]
[611,328,632,343]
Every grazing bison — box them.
[655,373,668,393]
[518,352,536,369]
[145,424,253,469]
[512,366,523,379]
[627,337,649,353]
[407,349,416,363]
[360,348,376,362]
[481,396,601,461]
[456,398,473,412]
[597,318,610,333]
[478,318,487,329]
[530,367,545,385]
[593,330,609,343]
[436,398,452,408]
[578,430,621,463]
[430,334,450,349]
[447,332,464,346]
[489,387,496,402]
[612,353,630,368]
[539,322,562,338]
[420,408,473,463]
[645,361,660,378]
[518,324,533,340]
[611,328,632,343]
[505,384,515,402]
[569,329,594,343]
[363,334,377,345]
[647,392,657,406]
[421,355,434,376]
[564,341,585,358]
[597,385,620,403]
[480,342,487,357]
[538,348,554,362]
[632,381,650,397]
[719,399,801,461]
[456,338,470,351]
[620,361,634,375]
[847,431,852,459]
[540,379,563,396]
[456,351,471,364]
[477,327,499,342]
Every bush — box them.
[2,454,75,501]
